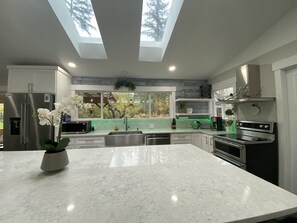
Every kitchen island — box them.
[1,144,297,223]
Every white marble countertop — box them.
[62,128,225,137]
[1,144,297,223]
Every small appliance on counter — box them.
[211,116,223,131]
[62,121,91,134]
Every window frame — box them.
[71,85,176,120]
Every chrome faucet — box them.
[124,117,130,131]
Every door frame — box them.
[273,54,297,192]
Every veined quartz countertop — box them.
[1,144,297,223]
[62,128,225,137]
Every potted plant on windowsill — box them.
[37,95,84,171]
[224,108,234,133]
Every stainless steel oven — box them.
[213,138,246,164]
[213,121,278,185]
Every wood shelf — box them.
[175,98,214,117]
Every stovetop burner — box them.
[215,121,276,144]
[218,134,268,142]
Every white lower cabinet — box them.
[191,133,202,148]
[66,137,76,149]
[171,133,192,144]
[66,136,105,149]
[201,134,213,153]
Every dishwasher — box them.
[146,133,171,145]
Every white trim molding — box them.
[274,70,291,190]
[273,53,297,71]
[273,54,297,193]
[71,85,176,92]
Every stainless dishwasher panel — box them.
[146,134,171,145]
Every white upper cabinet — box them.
[7,66,72,101]
[8,68,55,93]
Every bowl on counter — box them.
[190,121,201,129]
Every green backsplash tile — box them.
[91,118,211,131]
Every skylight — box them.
[140,0,173,42]
[139,0,184,62]
[48,0,107,59]
[64,0,101,38]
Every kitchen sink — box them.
[105,131,145,147]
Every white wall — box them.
[260,64,276,97]
[0,73,8,91]
[236,102,277,122]
[213,4,297,76]
[0,86,7,92]
[208,68,236,85]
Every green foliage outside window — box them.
[151,93,170,117]
[64,0,96,36]
[77,91,170,119]
[142,0,169,41]
[104,92,149,119]
[78,103,101,118]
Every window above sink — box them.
[72,85,176,120]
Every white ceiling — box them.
[1,0,297,82]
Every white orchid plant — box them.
[37,95,84,153]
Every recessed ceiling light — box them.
[169,66,176,71]
[68,62,76,68]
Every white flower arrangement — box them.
[37,95,84,126]
[37,95,84,153]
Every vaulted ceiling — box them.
[0,0,297,83]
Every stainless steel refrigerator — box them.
[4,93,55,151]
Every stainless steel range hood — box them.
[219,64,275,104]
[236,64,261,97]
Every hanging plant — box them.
[114,80,136,91]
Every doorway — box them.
[285,69,297,193]
[274,57,297,194]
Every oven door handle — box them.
[213,152,246,169]
[214,138,243,149]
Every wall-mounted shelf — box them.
[176,113,212,116]
[175,98,214,118]
[217,97,275,104]
[175,98,213,102]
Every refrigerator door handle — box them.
[20,103,25,144]
[24,103,29,145]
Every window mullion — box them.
[101,93,103,119]
[149,94,152,118]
